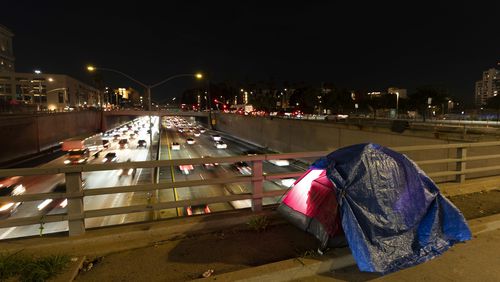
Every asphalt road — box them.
[0,115,307,240]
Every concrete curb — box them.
[198,213,500,282]
[51,255,86,282]
[0,208,281,257]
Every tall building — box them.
[0,24,14,73]
[475,68,500,106]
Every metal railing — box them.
[1,141,500,237]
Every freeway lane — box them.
[156,116,307,218]
[0,115,308,240]
[0,116,159,240]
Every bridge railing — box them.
[1,141,500,237]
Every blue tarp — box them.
[311,143,471,274]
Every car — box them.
[199,128,206,133]
[37,182,68,211]
[193,131,201,137]
[103,152,118,163]
[212,134,221,141]
[243,149,262,156]
[129,133,136,139]
[119,167,136,178]
[171,142,180,150]
[102,139,110,149]
[0,179,25,218]
[119,139,129,149]
[186,138,195,145]
[234,161,252,175]
[113,134,121,141]
[186,204,211,216]
[201,156,218,169]
[137,140,147,148]
[214,141,227,149]
[268,159,290,166]
[179,164,194,175]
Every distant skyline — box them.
[3,0,499,106]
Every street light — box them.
[86,65,203,158]
[33,70,43,111]
[87,65,203,218]
[86,65,202,111]
[395,91,399,119]
[46,88,68,111]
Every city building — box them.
[0,72,101,111]
[113,87,143,108]
[0,24,14,73]
[0,24,100,111]
[475,68,500,106]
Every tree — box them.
[485,95,500,122]
[408,86,448,121]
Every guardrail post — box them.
[456,147,467,183]
[65,171,85,236]
[251,160,263,212]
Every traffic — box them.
[0,115,306,240]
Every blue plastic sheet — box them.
[311,143,471,274]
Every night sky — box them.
[3,1,499,106]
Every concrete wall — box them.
[213,114,469,181]
[214,113,450,152]
[0,112,135,166]
[0,112,101,164]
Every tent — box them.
[278,143,471,274]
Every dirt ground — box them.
[75,189,500,282]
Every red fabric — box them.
[283,169,342,236]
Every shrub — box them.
[247,216,269,232]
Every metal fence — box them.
[1,141,500,237]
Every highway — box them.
[0,115,307,240]
[0,116,159,239]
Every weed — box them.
[247,216,269,232]
[0,252,70,281]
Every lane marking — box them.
[0,227,16,240]
[164,130,181,216]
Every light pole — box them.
[395,91,399,119]
[33,69,43,111]
[87,65,202,160]
[46,88,68,111]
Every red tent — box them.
[279,169,343,248]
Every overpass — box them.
[103,109,210,118]
[1,140,500,238]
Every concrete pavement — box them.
[199,213,500,282]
